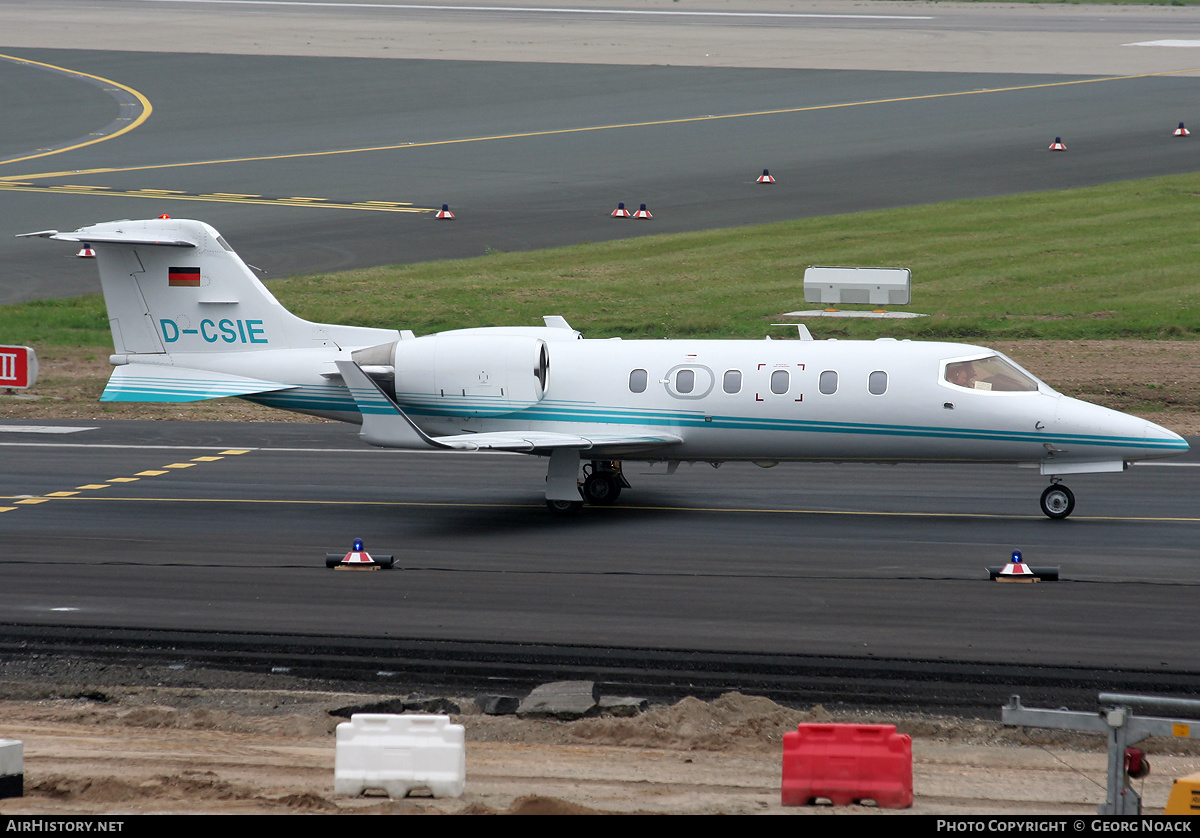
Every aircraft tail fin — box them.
[20,218,397,356]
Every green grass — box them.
[0,296,111,348]
[4,172,1200,348]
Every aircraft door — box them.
[663,364,714,400]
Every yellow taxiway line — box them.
[4,66,1198,185]
[0,181,432,212]
[0,53,152,167]
[2,57,1196,215]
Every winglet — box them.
[335,360,446,449]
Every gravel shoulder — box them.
[1,669,1198,816]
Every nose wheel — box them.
[1040,484,1075,519]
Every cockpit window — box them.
[943,355,1038,392]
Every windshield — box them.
[943,355,1038,392]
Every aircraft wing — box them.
[429,430,682,452]
[335,360,681,453]
[102,363,296,402]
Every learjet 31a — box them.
[22,218,1189,517]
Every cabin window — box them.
[676,369,695,394]
[770,369,789,395]
[664,364,715,400]
[868,371,888,395]
[943,355,1038,392]
[819,370,838,395]
[629,369,647,393]
[723,370,742,394]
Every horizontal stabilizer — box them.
[102,364,295,402]
[18,229,196,248]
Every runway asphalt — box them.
[1,419,1198,676]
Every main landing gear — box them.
[581,460,628,506]
[544,456,629,513]
[1039,482,1075,520]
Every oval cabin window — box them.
[629,369,647,393]
[770,370,789,395]
[676,368,695,394]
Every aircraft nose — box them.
[1144,417,1189,452]
[1054,396,1188,459]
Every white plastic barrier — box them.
[0,739,23,799]
[334,714,465,799]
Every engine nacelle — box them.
[354,333,550,417]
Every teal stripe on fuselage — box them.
[399,402,1184,452]
[231,386,1185,454]
[245,385,358,413]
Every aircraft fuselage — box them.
[394,336,1182,468]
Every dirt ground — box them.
[0,681,1197,816]
[6,340,1200,435]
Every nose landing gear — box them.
[1040,483,1075,520]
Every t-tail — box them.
[20,218,399,418]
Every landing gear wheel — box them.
[545,499,583,514]
[582,472,622,505]
[1040,484,1075,520]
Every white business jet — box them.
[22,218,1188,518]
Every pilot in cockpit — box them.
[946,360,978,389]
[944,356,1037,393]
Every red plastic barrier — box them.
[781,723,913,808]
[0,345,36,390]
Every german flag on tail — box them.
[169,267,200,287]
